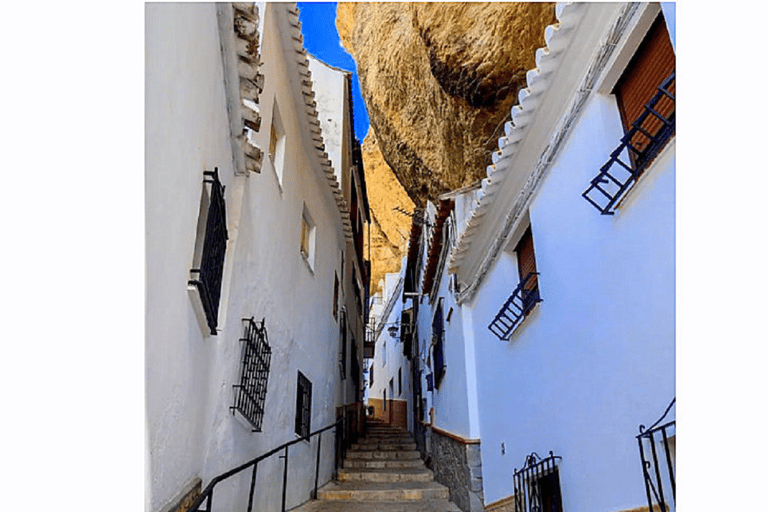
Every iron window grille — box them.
[431,301,446,386]
[189,168,229,335]
[351,339,360,398]
[637,398,676,512]
[231,317,272,432]
[488,272,541,341]
[514,451,563,512]
[583,71,675,214]
[339,310,347,380]
[295,371,312,439]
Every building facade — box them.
[146,3,368,512]
[373,3,676,512]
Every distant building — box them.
[146,3,368,512]
[374,3,676,512]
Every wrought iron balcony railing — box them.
[189,168,229,335]
[488,272,541,341]
[231,317,271,432]
[583,71,675,215]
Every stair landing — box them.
[291,421,459,512]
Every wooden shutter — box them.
[516,227,538,291]
[615,14,675,163]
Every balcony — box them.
[488,272,541,341]
[583,71,675,215]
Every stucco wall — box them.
[368,271,413,431]
[146,4,353,512]
[146,5,236,510]
[471,89,675,511]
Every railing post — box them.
[648,431,667,512]
[313,430,323,499]
[638,436,654,512]
[280,445,289,512]
[246,462,257,512]
[661,426,675,500]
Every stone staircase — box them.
[291,420,459,511]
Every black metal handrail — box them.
[488,272,541,340]
[189,417,346,512]
[637,397,676,512]
[583,71,675,215]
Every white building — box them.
[389,3,676,512]
[146,3,368,512]
[367,267,412,430]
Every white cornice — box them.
[218,3,266,175]
[449,2,642,304]
[275,3,354,242]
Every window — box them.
[614,14,675,166]
[515,227,540,310]
[351,338,360,393]
[231,317,272,431]
[388,379,394,402]
[269,101,286,185]
[488,225,542,340]
[339,309,347,380]
[382,340,387,367]
[300,206,316,268]
[398,367,402,396]
[333,273,339,320]
[432,299,446,386]
[188,168,228,336]
[383,389,386,411]
[295,371,312,438]
[369,363,374,388]
[514,451,563,512]
[583,12,675,214]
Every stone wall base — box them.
[429,427,484,512]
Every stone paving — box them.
[291,421,460,512]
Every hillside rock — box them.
[362,129,414,294]
[337,2,556,206]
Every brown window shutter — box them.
[516,227,537,290]
[615,14,675,163]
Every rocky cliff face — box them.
[339,2,556,288]
[362,129,414,293]
[338,2,556,206]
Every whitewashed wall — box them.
[426,264,478,439]
[368,271,411,425]
[470,89,675,511]
[146,4,350,512]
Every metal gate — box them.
[637,398,676,512]
[513,451,563,512]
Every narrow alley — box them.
[146,3,676,512]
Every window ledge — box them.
[187,284,217,337]
[613,135,675,214]
[301,254,315,275]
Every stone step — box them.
[351,443,418,451]
[338,467,434,483]
[345,458,425,469]
[290,498,461,511]
[366,426,407,431]
[358,435,414,442]
[317,481,450,501]
[346,450,421,460]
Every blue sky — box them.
[297,2,370,142]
